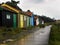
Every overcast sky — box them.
[0,0,60,20]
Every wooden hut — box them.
[1,0,32,28]
[0,6,19,28]
[26,10,34,27]
[18,12,27,28]
[19,13,24,28]
[23,15,27,28]
[0,0,36,28]
[16,11,30,28]
[38,16,44,24]
[34,15,39,26]
[24,11,30,28]
[0,0,21,28]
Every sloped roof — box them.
[25,12,32,16]
[34,15,38,19]
[6,1,22,11]
[25,10,32,16]
[19,11,30,17]
[1,4,20,13]
[0,6,17,13]
[0,0,22,13]
[0,1,33,17]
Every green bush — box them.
[26,26,34,30]
[48,23,60,45]
[39,24,45,28]
[0,27,23,40]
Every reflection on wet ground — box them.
[9,25,52,45]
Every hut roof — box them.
[5,1,22,11]
[1,4,20,13]
[25,10,32,16]
[0,0,22,13]
[34,15,38,19]
[0,6,17,13]
[19,11,31,17]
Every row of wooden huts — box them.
[0,0,44,28]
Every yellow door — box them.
[20,14,24,28]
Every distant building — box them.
[34,15,40,26]
[41,20,44,24]
[38,16,44,24]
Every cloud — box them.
[0,0,60,20]
[30,0,44,3]
[0,0,11,3]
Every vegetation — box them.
[25,26,35,30]
[0,28,21,40]
[0,15,55,44]
[38,24,45,28]
[0,26,36,43]
[48,23,60,45]
[40,16,55,23]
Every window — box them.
[6,15,11,19]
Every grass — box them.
[0,26,36,44]
[48,23,60,45]
[0,23,50,44]
[0,28,22,41]
[0,26,37,45]
[38,24,45,28]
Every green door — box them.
[13,14,16,28]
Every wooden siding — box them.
[20,14,24,28]
[2,10,13,27]
[39,18,42,24]
[0,9,2,26]
[24,16,27,28]
[18,14,20,28]
[30,16,34,26]
[27,16,30,27]
[36,18,39,25]
[13,14,17,28]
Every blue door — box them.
[30,15,34,26]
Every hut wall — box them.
[2,10,6,27]
[36,18,39,25]
[20,14,24,28]
[34,20,36,26]
[2,10,13,27]
[13,14,17,28]
[0,7,3,26]
[18,14,20,28]
[6,11,13,27]
[27,16,30,27]
[39,18,42,24]
[0,10,2,26]
[30,16,34,26]
[24,16,27,28]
